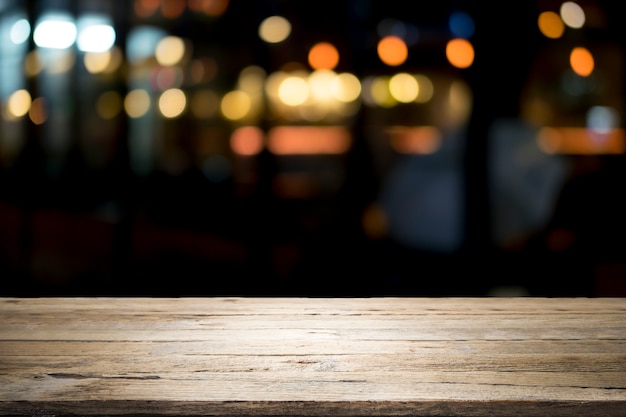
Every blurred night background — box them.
[1,0,625,297]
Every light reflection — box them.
[230,126,265,156]
[387,126,442,154]
[537,127,625,154]
[267,126,351,155]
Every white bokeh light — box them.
[33,15,76,49]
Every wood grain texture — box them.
[0,297,625,416]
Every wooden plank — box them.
[0,297,625,416]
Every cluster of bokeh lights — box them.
[1,0,621,156]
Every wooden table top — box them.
[1,297,625,416]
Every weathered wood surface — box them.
[0,297,625,416]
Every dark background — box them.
[1,0,625,297]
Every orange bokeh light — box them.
[308,42,340,70]
[537,11,565,39]
[570,46,594,76]
[446,38,474,69]
[231,126,265,156]
[377,36,408,67]
[268,126,351,155]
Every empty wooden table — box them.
[1,297,625,416]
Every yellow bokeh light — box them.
[370,76,396,108]
[190,90,219,119]
[7,89,32,118]
[47,51,76,74]
[278,76,309,106]
[446,38,474,69]
[414,74,434,103]
[24,51,43,77]
[221,90,252,121]
[448,80,473,128]
[96,91,122,120]
[570,46,594,76]
[230,126,264,156]
[538,11,564,39]
[308,70,336,101]
[155,36,186,66]
[29,97,48,125]
[377,36,408,66]
[560,2,585,29]
[124,89,151,118]
[84,50,111,74]
[159,88,186,118]
[389,73,418,103]
[331,72,361,103]
[259,16,291,43]
[308,42,339,70]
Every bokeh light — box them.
[570,46,594,76]
[278,76,310,106]
[377,35,408,66]
[221,90,252,121]
[331,72,361,103]
[389,73,418,103]
[7,90,32,118]
[230,126,265,156]
[448,11,474,39]
[96,91,123,120]
[190,90,220,119]
[560,2,585,29]
[155,36,186,66]
[33,15,76,49]
[259,16,291,43]
[10,19,31,44]
[158,88,187,118]
[125,89,151,118]
[28,97,48,125]
[308,42,340,70]
[414,74,434,103]
[308,70,336,102]
[84,50,112,74]
[24,51,43,77]
[370,76,396,107]
[538,11,565,39]
[446,38,474,68]
[77,23,116,52]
